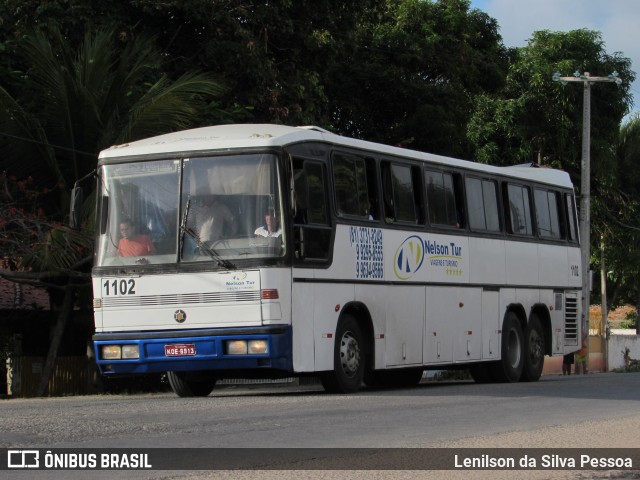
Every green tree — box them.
[0,26,224,395]
[467,29,633,184]
[127,0,382,126]
[1,27,224,215]
[327,0,508,157]
[595,115,640,315]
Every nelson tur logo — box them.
[393,235,424,280]
[394,236,464,280]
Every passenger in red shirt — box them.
[117,219,155,257]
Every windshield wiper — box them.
[179,197,235,270]
[179,197,192,257]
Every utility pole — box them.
[552,71,622,369]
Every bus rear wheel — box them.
[167,371,216,397]
[321,315,365,393]
[521,314,545,382]
[490,312,524,383]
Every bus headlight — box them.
[101,344,139,359]
[248,340,268,354]
[121,345,140,359]
[102,345,122,360]
[226,340,248,355]
[225,340,269,355]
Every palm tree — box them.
[1,27,225,208]
[0,26,225,395]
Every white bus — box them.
[87,124,582,396]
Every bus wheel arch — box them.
[320,303,373,393]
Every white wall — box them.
[608,331,640,370]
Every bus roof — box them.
[99,124,574,188]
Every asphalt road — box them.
[2,372,640,479]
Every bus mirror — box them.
[69,186,84,228]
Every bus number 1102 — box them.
[103,279,136,296]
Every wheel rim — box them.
[339,330,360,378]
[529,330,543,365]
[506,329,522,369]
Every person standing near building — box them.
[574,333,588,374]
[562,352,574,375]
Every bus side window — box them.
[505,183,534,236]
[534,188,562,239]
[466,177,500,232]
[332,153,377,220]
[565,193,579,242]
[381,162,424,224]
[425,169,463,228]
[294,159,332,261]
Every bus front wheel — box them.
[167,371,216,397]
[321,315,365,394]
[490,312,524,383]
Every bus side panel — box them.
[468,237,506,285]
[453,288,482,362]
[567,246,582,289]
[538,243,570,287]
[505,241,539,286]
[313,283,355,372]
[385,285,424,366]
[515,288,540,311]
[424,287,482,365]
[424,287,454,364]
[292,276,316,373]
[481,290,500,360]
[355,284,387,369]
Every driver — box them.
[118,219,155,257]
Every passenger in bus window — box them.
[193,195,237,243]
[255,209,282,237]
[118,218,155,257]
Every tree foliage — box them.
[0,23,225,298]
[467,29,634,182]
[595,115,640,309]
[328,0,508,157]
[0,0,638,309]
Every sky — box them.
[469,0,640,121]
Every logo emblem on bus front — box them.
[174,310,187,323]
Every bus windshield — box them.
[96,153,285,267]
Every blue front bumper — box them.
[94,325,292,375]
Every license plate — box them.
[165,344,196,357]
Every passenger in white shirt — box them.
[254,210,282,237]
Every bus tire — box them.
[490,312,524,383]
[521,314,545,382]
[167,371,216,397]
[320,315,365,393]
